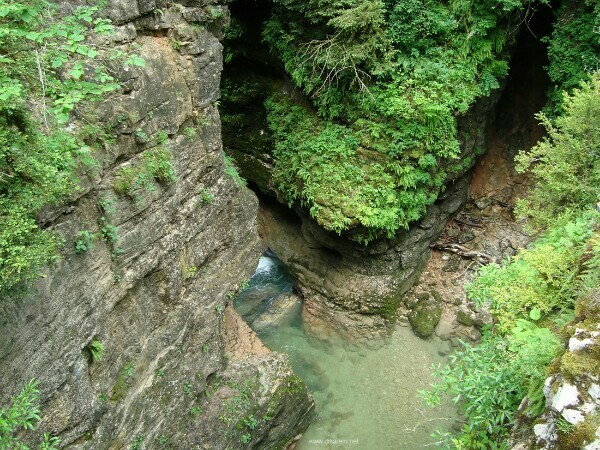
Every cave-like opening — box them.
[471,1,555,201]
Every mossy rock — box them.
[560,344,600,381]
[557,413,600,450]
[408,299,442,338]
[456,309,473,326]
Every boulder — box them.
[409,299,442,338]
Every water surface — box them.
[234,256,456,449]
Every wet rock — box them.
[409,299,442,338]
[397,316,410,327]
[475,196,493,210]
[251,293,302,332]
[435,318,455,341]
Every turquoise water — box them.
[234,256,456,450]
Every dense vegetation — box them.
[260,0,549,242]
[543,0,600,115]
[0,0,142,294]
[423,74,600,449]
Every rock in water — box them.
[409,298,442,338]
[251,293,302,332]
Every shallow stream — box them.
[234,255,456,449]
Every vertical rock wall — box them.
[0,1,313,448]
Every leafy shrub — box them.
[467,214,597,333]
[515,73,600,230]
[198,188,215,205]
[224,154,247,187]
[426,72,600,448]
[113,147,176,198]
[74,230,95,253]
[543,0,600,115]
[85,340,105,362]
[422,322,561,448]
[260,0,538,241]
[0,379,60,449]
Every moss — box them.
[557,414,599,450]
[560,344,600,381]
[110,360,135,403]
[408,299,442,338]
[282,374,305,396]
[372,294,403,322]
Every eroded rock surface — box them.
[0,1,313,447]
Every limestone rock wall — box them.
[0,1,312,448]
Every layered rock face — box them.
[0,1,312,448]
[254,93,501,343]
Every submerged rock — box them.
[251,293,302,332]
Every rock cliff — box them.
[0,1,313,448]
[251,94,502,342]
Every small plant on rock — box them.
[74,230,95,253]
[86,340,105,362]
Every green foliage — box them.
[130,435,144,450]
[100,219,118,245]
[467,214,597,333]
[183,126,197,140]
[184,265,198,279]
[422,323,561,448]
[0,379,61,450]
[223,154,247,187]
[113,147,176,199]
[515,73,600,230]
[85,340,105,362]
[197,188,215,205]
[543,0,600,115]
[427,74,600,447]
[0,0,142,294]
[556,416,576,435]
[262,0,533,240]
[74,230,95,253]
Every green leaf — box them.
[529,307,541,321]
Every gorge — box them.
[0,0,598,449]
